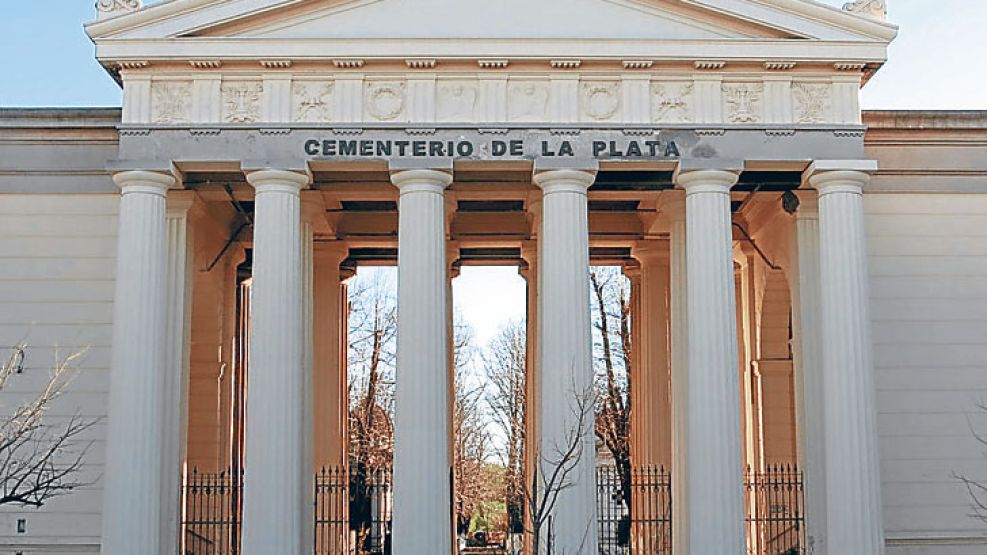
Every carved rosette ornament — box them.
[581,82,621,121]
[793,83,833,124]
[222,82,263,124]
[96,0,141,19]
[652,83,694,123]
[842,0,887,20]
[723,83,764,124]
[366,82,406,121]
[293,83,334,122]
[151,82,192,124]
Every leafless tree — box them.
[524,382,597,555]
[483,321,527,531]
[590,268,633,522]
[954,402,987,523]
[0,344,99,507]
[347,270,398,473]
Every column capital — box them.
[633,240,670,265]
[805,160,877,195]
[390,168,453,194]
[673,164,741,194]
[532,162,598,194]
[112,170,176,196]
[246,169,311,193]
[166,190,198,218]
[658,189,687,223]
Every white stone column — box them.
[631,242,672,467]
[101,170,175,555]
[391,166,454,555]
[241,169,310,555]
[533,165,598,554]
[662,191,690,555]
[161,193,195,555]
[676,165,745,555]
[788,191,827,554]
[808,161,885,555]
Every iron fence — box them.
[182,466,392,555]
[182,464,802,555]
[745,465,805,555]
[597,465,672,554]
[182,468,242,555]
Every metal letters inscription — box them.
[301,129,696,162]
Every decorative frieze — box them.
[723,83,764,123]
[365,82,406,121]
[652,83,693,123]
[151,81,192,124]
[406,59,437,69]
[581,82,621,121]
[437,83,479,122]
[793,83,832,124]
[293,82,334,122]
[764,61,798,71]
[260,60,293,69]
[509,81,550,122]
[221,82,262,123]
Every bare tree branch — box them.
[0,345,100,508]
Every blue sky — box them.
[1,0,983,345]
[1,1,984,109]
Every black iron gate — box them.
[745,465,806,555]
[597,465,673,554]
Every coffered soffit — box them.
[87,0,897,61]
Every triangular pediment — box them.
[88,0,897,44]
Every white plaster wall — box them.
[0,194,118,554]
[867,193,987,553]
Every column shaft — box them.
[391,169,454,555]
[811,169,885,555]
[241,169,310,555]
[679,169,745,554]
[789,192,827,553]
[102,170,174,555]
[534,168,598,554]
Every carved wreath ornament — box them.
[366,83,406,121]
[582,83,620,121]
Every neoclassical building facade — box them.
[2,0,987,554]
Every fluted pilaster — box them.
[810,166,885,555]
[664,192,690,555]
[677,168,745,554]
[300,217,315,555]
[102,170,174,555]
[391,168,454,555]
[313,244,350,469]
[788,191,828,554]
[632,242,672,467]
[534,168,598,554]
[241,169,310,555]
[161,194,194,555]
